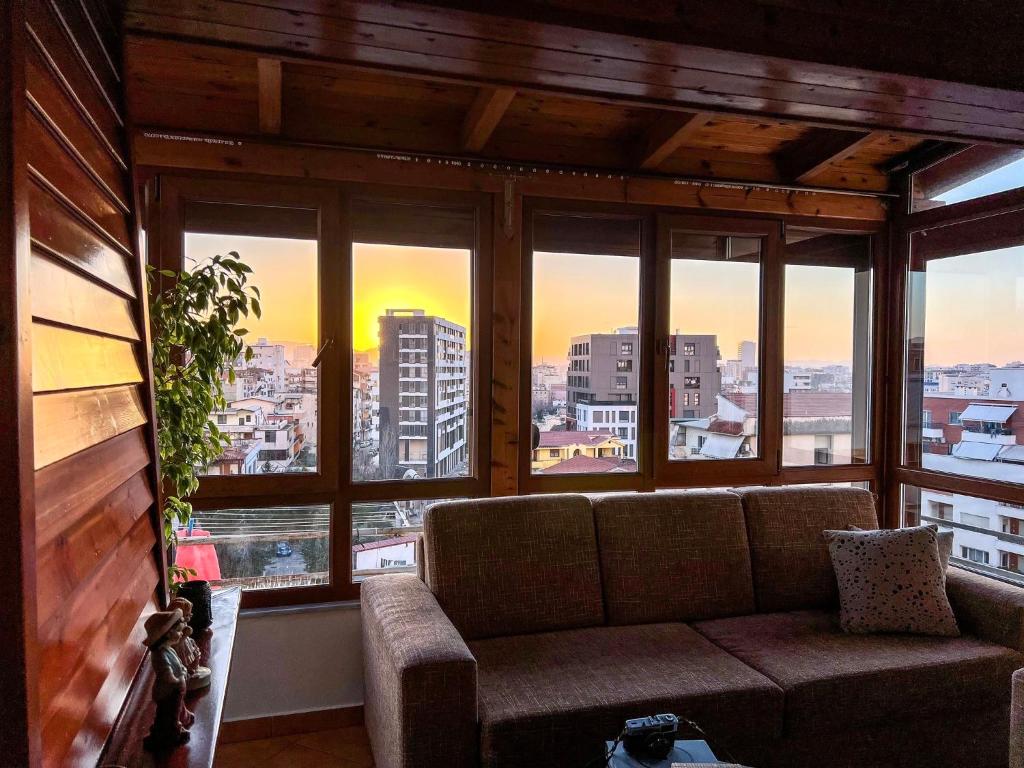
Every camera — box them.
[622,713,679,761]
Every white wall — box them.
[223,602,364,721]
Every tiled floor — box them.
[214,726,374,768]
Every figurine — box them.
[143,609,194,751]
[169,597,212,690]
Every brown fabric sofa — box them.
[361,487,1024,768]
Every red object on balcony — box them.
[176,528,222,581]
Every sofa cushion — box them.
[593,491,755,625]
[737,486,878,612]
[824,525,959,636]
[423,494,604,640]
[469,623,784,768]
[694,610,1022,736]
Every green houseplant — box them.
[149,252,261,584]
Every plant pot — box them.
[177,580,213,631]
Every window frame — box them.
[887,170,1024,530]
[154,176,493,608]
[653,213,783,487]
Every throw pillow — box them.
[848,524,953,571]
[823,525,960,636]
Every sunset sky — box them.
[186,221,1023,369]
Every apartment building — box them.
[378,309,468,479]
[566,328,720,459]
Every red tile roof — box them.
[539,455,637,474]
[537,429,619,448]
[724,391,853,418]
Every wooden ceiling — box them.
[121,0,1024,194]
[124,35,942,194]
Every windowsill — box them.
[239,598,362,618]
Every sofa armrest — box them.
[946,566,1024,652]
[362,574,478,768]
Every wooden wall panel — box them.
[30,254,139,340]
[31,324,143,393]
[19,2,162,764]
[28,180,135,296]
[33,385,148,470]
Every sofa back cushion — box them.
[593,491,755,625]
[738,486,878,612]
[424,494,604,640]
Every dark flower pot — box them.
[177,580,213,631]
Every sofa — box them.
[361,487,1024,768]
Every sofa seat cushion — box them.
[469,623,784,768]
[694,610,1023,736]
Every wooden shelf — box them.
[98,587,242,768]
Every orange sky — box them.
[186,234,1024,369]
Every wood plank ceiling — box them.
[123,34,952,194]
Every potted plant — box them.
[149,252,261,587]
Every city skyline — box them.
[187,232,1023,368]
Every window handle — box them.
[312,337,335,368]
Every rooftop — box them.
[537,430,620,448]
[538,455,637,474]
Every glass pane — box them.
[351,203,473,481]
[185,225,320,477]
[352,498,455,581]
[530,214,641,475]
[176,505,330,591]
[668,233,759,461]
[903,484,1024,586]
[783,232,872,466]
[911,146,1024,212]
[906,242,1024,484]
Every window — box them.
[961,546,991,565]
[666,228,762,464]
[905,222,1024,485]
[911,146,1024,213]
[783,230,872,467]
[903,485,1022,583]
[352,498,455,581]
[530,212,641,477]
[185,220,320,478]
[352,203,474,482]
[178,505,331,591]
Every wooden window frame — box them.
[653,213,783,487]
[887,184,1024,527]
[152,176,493,607]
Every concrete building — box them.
[565,328,720,459]
[378,309,468,479]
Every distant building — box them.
[565,328,720,459]
[531,429,626,472]
[377,309,468,479]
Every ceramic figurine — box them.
[169,597,212,690]
[143,609,194,751]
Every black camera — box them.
[622,713,679,761]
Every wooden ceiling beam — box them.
[636,112,714,170]
[461,86,516,152]
[775,128,883,183]
[257,57,282,135]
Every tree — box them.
[149,253,261,585]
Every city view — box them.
[176,209,1024,591]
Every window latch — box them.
[311,337,335,368]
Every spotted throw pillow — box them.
[849,524,954,571]
[823,525,960,636]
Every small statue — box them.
[169,597,212,690]
[143,609,194,751]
